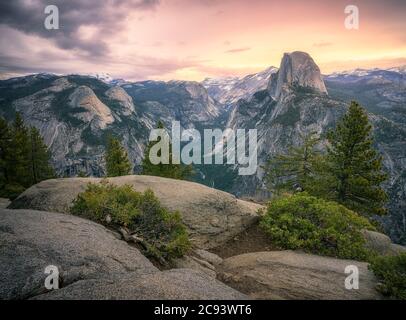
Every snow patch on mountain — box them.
[202,67,278,106]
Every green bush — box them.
[259,193,376,261]
[0,183,26,200]
[369,253,406,300]
[70,181,191,263]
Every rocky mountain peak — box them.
[105,86,136,116]
[69,86,114,129]
[268,51,328,99]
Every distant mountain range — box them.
[0,53,405,244]
[202,66,278,107]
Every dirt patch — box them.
[211,223,277,258]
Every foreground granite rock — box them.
[217,251,382,300]
[9,176,262,249]
[0,209,247,300]
[0,198,10,208]
[34,269,245,300]
[172,250,223,279]
[362,230,406,256]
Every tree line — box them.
[0,113,55,199]
[105,120,193,179]
[0,113,192,199]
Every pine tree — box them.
[0,114,56,199]
[28,127,55,184]
[142,121,193,180]
[105,135,132,177]
[264,133,324,195]
[326,101,388,216]
[0,117,12,193]
[11,112,31,189]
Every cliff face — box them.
[227,52,337,175]
[225,54,344,195]
[221,53,406,244]
[0,75,147,177]
[0,75,220,177]
[268,51,327,100]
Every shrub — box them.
[70,181,191,263]
[369,253,406,300]
[259,193,376,261]
[0,183,26,200]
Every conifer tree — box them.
[0,114,56,198]
[0,117,12,193]
[11,112,31,189]
[105,135,132,177]
[264,133,325,195]
[28,127,55,184]
[142,121,193,180]
[326,101,388,216]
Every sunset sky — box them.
[0,0,405,81]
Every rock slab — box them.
[217,251,382,300]
[362,229,406,256]
[0,209,247,300]
[9,175,262,249]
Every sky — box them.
[0,0,405,81]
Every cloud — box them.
[225,47,251,54]
[122,57,205,78]
[190,64,263,78]
[320,57,406,74]
[0,26,209,81]
[1,0,405,81]
[0,50,207,81]
[313,41,332,48]
[0,0,160,56]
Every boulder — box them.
[194,249,223,266]
[172,256,217,278]
[0,208,156,299]
[0,209,247,300]
[362,229,406,256]
[390,243,406,254]
[34,269,246,300]
[217,251,382,300]
[9,176,262,249]
[172,250,223,278]
[0,198,10,208]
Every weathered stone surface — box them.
[217,251,382,300]
[0,209,156,300]
[362,229,406,256]
[172,256,217,278]
[0,209,247,300]
[194,249,223,266]
[390,244,406,254]
[33,269,247,300]
[172,250,225,278]
[9,176,262,249]
[268,51,327,100]
[0,198,10,208]
[68,86,114,129]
